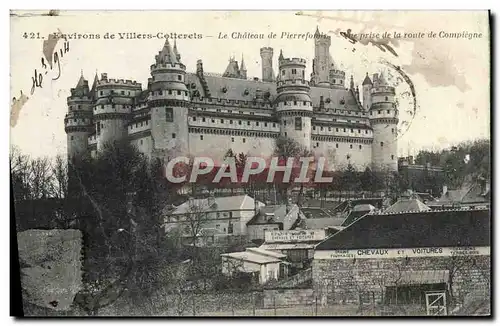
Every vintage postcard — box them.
[10,10,491,317]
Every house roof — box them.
[302,217,346,229]
[315,208,490,250]
[246,247,286,259]
[383,198,431,214]
[169,194,257,215]
[221,251,282,264]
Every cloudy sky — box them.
[10,10,490,158]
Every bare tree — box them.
[50,154,68,199]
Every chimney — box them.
[196,59,204,76]
[207,195,215,207]
[319,95,325,109]
[101,73,108,80]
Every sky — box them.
[10,10,490,158]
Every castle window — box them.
[168,90,172,95]
[193,116,196,121]
[230,120,233,124]
[295,117,302,131]
[202,117,206,122]
[294,101,297,105]
[378,110,381,114]
[100,91,103,96]
[381,142,384,147]
[391,155,394,160]
[159,91,163,95]
[265,122,268,127]
[178,75,182,81]
[358,129,360,133]
[217,109,221,112]
[316,142,319,147]
[121,91,125,95]
[336,128,339,132]
[256,122,259,126]
[391,128,394,133]
[303,101,307,105]
[359,145,362,149]
[166,108,174,121]
[228,110,232,113]
[177,90,181,95]
[77,105,81,109]
[281,70,285,76]
[200,135,204,140]
[70,136,74,140]
[320,127,324,131]
[387,110,390,113]
[221,119,224,123]
[273,123,276,128]
[128,91,130,95]
[112,104,115,108]
[239,121,242,125]
[365,130,368,134]
[313,126,316,131]
[140,122,143,127]
[140,139,143,145]
[350,144,353,149]
[328,127,331,131]
[211,119,215,123]
[284,121,287,126]
[231,137,234,142]
[336,143,339,148]
[243,138,246,143]
[385,96,388,101]
[250,112,255,115]
[343,128,346,132]
[284,132,287,136]
[292,69,297,74]
[333,79,336,83]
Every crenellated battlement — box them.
[150,62,186,71]
[190,96,274,109]
[276,79,310,87]
[329,69,345,76]
[371,86,395,94]
[260,47,273,53]
[279,58,307,66]
[97,77,142,88]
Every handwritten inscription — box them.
[31,32,70,95]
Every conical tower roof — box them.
[362,72,372,85]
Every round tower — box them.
[260,47,274,82]
[149,39,190,159]
[313,27,332,87]
[65,74,94,160]
[329,66,346,89]
[275,54,313,151]
[369,72,399,172]
[93,73,142,151]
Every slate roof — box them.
[315,208,490,250]
[184,72,362,111]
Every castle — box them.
[65,27,399,172]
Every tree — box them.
[69,140,167,315]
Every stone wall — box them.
[312,255,490,306]
[263,288,315,308]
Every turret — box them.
[362,72,373,111]
[149,39,190,159]
[275,53,312,150]
[260,47,274,82]
[65,72,94,160]
[369,71,398,172]
[93,73,142,151]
